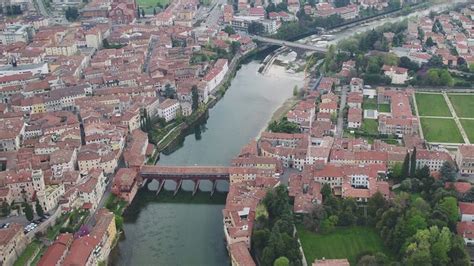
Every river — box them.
[111,60,304,266]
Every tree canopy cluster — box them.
[268,117,300,134]
[252,186,302,266]
[65,7,79,21]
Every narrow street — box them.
[336,85,348,137]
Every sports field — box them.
[460,119,474,143]
[415,93,451,117]
[448,94,474,118]
[420,117,464,143]
[297,226,391,265]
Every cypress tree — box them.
[401,152,410,179]
[410,147,417,177]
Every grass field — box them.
[362,98,377,110]
[448,94,474,118]
[378,103,390,113]
[415,93,451,117]
[137,0,169,13]
[297,226,391,265]
[460,119,474,143]
[420,118,464,143]
[361,119,378,135]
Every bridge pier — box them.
[192,179,200,196]
[142,178,152,189]
[174,179,183,196]
[210,180,218,197]
[156,179,165,196]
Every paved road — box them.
[336,85,348,137]
[35,0,50,17]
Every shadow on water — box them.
[121,186,227,224]
[160,110,210,156]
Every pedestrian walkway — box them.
[443,91,470,144]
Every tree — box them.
[35,200,44,217]
[417,27,425,43]
[231,41,241,56]
[115,214,124,231]
[223,25,236,35]
[438,70,453,86]
[191,85,199,111]
[321,183,332,202]
[273,256,290,266]
[23,202,34,221]
[426,37,435,47]
[440,161,456,182]
[153,8,157,15]
[448,235,470,265]
[402,152,410,179]
[399,56,419,72]
[410,147,417,178]
[65,7,79,21]
[1,202,10,217]
[248,22,265,35]
[334,0,350,8]
[303,204,326,232]
[435,197,459,226]
[141,8,145,18]
[137,5,141,18]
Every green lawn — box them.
[137,0,170,13]
[415,93,451,117]
[378,103,390,113]
[361,119,378,135]
[448,94,474,118]
[420,118,464,143]
[362,98,377,110]
[14,241,41,266]
[297,226,391,265]
[460,119,474,143]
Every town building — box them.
[456,145,474,175]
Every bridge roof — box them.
[140,165,230,176]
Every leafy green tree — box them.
[383,53,399,66]
[248,22,265,35]
[65,7,79,21]
[417,27,425,42]
[223,25,236,35]
[274,256,290,266]
[435,197,459,226]
[448,235,470,265]
[303,204,326,232]
[367,192,387,225]
[439,70,453,86]
[1,202,10,217]
[115,214,123,231]
[23,202,34,221]
[440,161,456,182]
[253,229,270,251]
[321,183,332,202]
[35,200,44,217]
[334,0,350,7]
